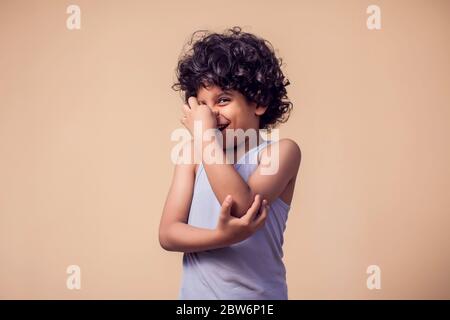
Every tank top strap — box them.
[235,139,272,169]
[197,139,273,174]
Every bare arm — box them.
[159,141,269,253]
[158,159,221,253]
[202,138,302,218]
[180,97,301,218]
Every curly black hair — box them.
[172,27,293,130]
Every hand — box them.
[214,194,269,247]
[180,96,218,137]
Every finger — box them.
[188,96,200,109]
[253,200,269,229]
[181,104,190,115]
[242,194,262,223]
[258,198,268,215]
[219,195,233,219]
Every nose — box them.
[202,102,220,120]
[209,105,220,118]
[208,103,218,112]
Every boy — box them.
[159,27,301,299]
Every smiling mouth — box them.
[217,123,230,132]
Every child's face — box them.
[196,85,267,149]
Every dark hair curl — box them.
[172,26,293,129]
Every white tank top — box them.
[179,139,291,299]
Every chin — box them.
[218,126,255,149]
[219,131,234,150]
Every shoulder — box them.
[257,138,301,179]
[278,138,301,158]
[260,138,301,164]
[253,138,301,183]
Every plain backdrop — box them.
[1,0,449,299]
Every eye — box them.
[217,97,231,106]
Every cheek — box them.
[221,101,254,127]
[220,107,239,123]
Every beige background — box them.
[1,0,449,299]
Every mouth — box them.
[217,123,230,132]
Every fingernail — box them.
[226,195,232,201]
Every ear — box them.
[254,104,268,116]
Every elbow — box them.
[230,189,269,218]
[230,206,247,218]
[230,191,255,218]
[158,227,175,252]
